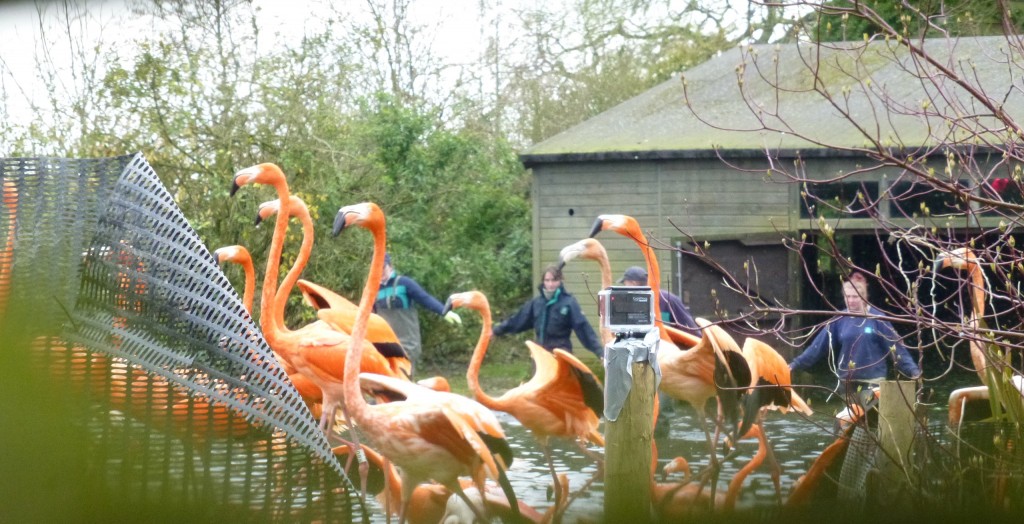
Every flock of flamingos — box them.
[2,162,1008,523]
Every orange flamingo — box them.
[652,423,773,517]
[213,245,256,315]
[652,455,725,518]
[441,474,569,524]
[446,289,604,504]
[230,164,396,438]
[254,197,413,378]
[934,248,994,386]
[721,423,772,511]
[213,238,324,418]
[734,338,813,501]
[934,247,1024,426]
[334,443,455,524]
[738,338,812,433]
[589,213,751,489]
[326,201,518,524]
[785,421,856,507]
[558,237,615,345]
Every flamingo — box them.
[652,423,773,517]
[213,245,256,315]
[785,422,857,507]
[732,338,814,501]
[334,443,454,524]
[255,197,456,393]
[441,474,569,524]
[229,164,396,439]
[589,213,751,491]
[934,247,1024,426]
[445,289,604,505]
[327,201,518,524]
[652,455,726,518]
[254,197,412,378]
[558,237,615,345]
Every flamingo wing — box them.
[552,348,604,416]
[297,278,357,311]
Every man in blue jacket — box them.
[789,272,921,404]
[492,264,604,359]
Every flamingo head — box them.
[662,456,692,481]
[230,163,285,196]
[589,214,641,240]
[559,238,606,268]
[254,195,307,226]
[933,247,979,274]
[444,290,488,315]
[332,202,384,237]
[212,245,250,266]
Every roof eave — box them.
[519,147,865,167]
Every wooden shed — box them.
[518,36,1024,347]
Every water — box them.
[493,385,962,522]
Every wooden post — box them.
[604,361,655,522]
[876,380,917,502]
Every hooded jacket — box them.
[493,282,603,358]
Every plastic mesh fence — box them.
[836,424,875,505]
[912,420,1024,513]
[0,154,359,521]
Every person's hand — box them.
[444,311,462,326]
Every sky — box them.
[0,0,510,127]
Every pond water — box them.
[488,380,966,523]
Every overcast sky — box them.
[0,0,512,125]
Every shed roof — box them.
[520,36,1024,165]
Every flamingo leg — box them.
[323,402,370,500]
[542,442,563,506]
[693,405,721,502]
[759,420,783,504]
[451,481,491,524]
[397,472,415,524]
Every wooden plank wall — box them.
[531,157,796,341]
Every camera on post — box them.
[598,285,656,336]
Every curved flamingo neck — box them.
[466,299,500,410]
[620,222,666,337]
[274,202,314,333]
[594,250,613,290]
[961,259,986,322]
[344,214,387,423]
[724,426,767,510]
[260,182,291,347]
[589,244,615,345]
[240,254,255,315]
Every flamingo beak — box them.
[442,297,454,316]
[229,177,242,197]
[587,217,604,238]
[254,212,264,227]
[332,210,352,236]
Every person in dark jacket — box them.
[375,253,462,375]
[789,272,921,405]
[492,264,604,359]
[618,265,700,336]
